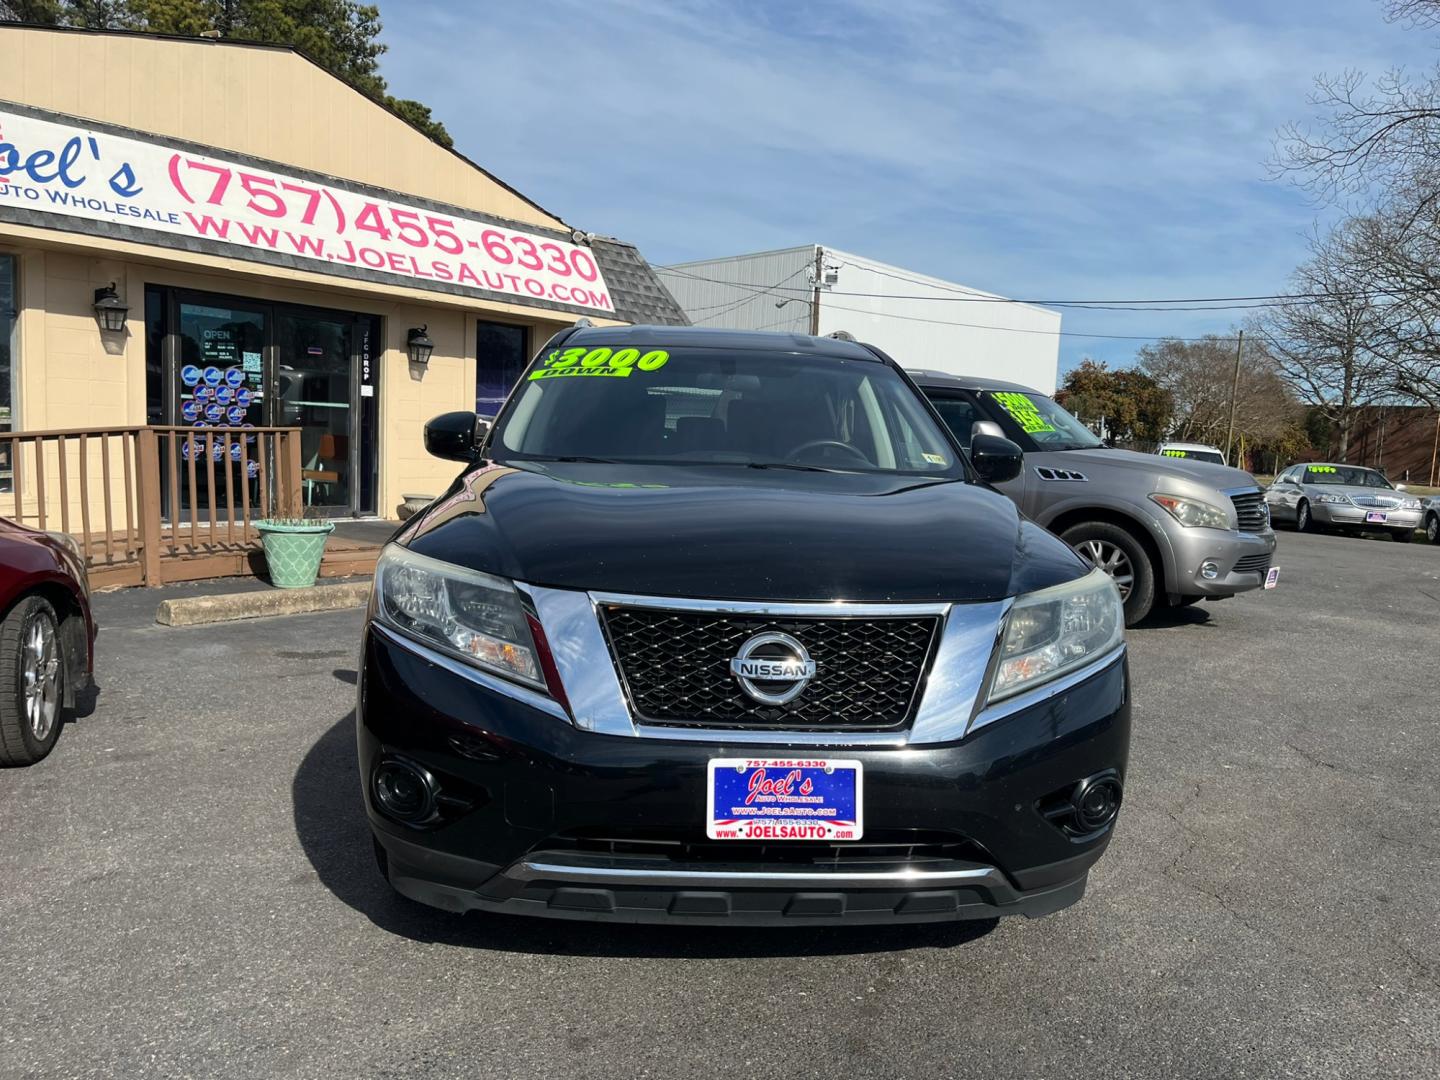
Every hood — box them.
[1054,447,1259,490]
[400,461,1086,603]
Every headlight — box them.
[988,569,1124,703]
[1313,493,1349,505]
[1148,493,1230,529]
[374,545,544,689]
[1400,497,1422,510]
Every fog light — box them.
[1200,560,1220,580]
[373,758,438,824]
[1072,775,1123,832]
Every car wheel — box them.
[1296,500,1317,533]
[1390,528,1415,543]
[1427,513,1440,545]
[1061,522,1155,627]
[0,596,67,767]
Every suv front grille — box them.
[1230,490,1269,532]
[600,606,940,730]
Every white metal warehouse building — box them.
[656,246,1062,394]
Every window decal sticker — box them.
[990,391,1057,434]
[529,347,670,381]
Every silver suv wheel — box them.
[1073,539,1134,600]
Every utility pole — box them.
[810,245,823,336]
[1224,329,1243,466]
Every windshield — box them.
[1303,465,1392,488]
[981,390,1103,451]
[1161,448,1226,466]
[491,343,963,476]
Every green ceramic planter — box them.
[255,519,335,589]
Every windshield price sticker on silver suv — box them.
[990,391,1057,434]
[529,346,670,381]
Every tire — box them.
[1061,521,1156,626]
[1296,500,1317,533]
[1390,528,1414,543]
[1426,513,1440,546]
[0,596,66,767]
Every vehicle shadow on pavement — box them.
[292,713,999,958]
[1132,604,1216,630]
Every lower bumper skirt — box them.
[379,833,1095,926]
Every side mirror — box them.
[424,411,490,462]
[970,433,1024,484]
[971,419,1006,441]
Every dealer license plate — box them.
[707,758,863,841]
[1264,566,1280,590]
[1366,511,1388,523]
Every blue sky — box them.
[383,0,1433,376]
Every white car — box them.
[1156,442,1226,466]
[1423,495,1440,545]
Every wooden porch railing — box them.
[0,425,304,588]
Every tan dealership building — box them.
[0,24,684,522]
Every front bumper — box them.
[1164,524,1277,597]
[1310,503,1423,530]
[358,625,1131,926]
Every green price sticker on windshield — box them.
[1308,465,1337,474]
[529,347,670,381]
[991,391,1057,434]
[1162,449,1189,458]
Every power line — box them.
[817,298,1239,342]
[664,261,1255,340]
[686,265,813,324]
[656,262,1392,311]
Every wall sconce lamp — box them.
[93,283,129,333]
[407,325,435,365]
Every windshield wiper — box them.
[746,461,845,474]
[516,454,620,464]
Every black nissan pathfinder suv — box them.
[358,325,1130,926]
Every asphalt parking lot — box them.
[2,531,1437,1079]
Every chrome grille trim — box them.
[1226,487,1269,532]
[522,583,1014,744]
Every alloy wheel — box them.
[22,612,61,742]
[1428,515,1439,544]
[1074,539,1134,600]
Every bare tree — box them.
[1134,335,1302,449]
[1248,221,1401,458]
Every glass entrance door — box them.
[275,311,353,516]
[146,289,380,518]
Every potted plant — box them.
[253,514,335,589]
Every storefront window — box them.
[0,254,15,435]
[476,321,528,416]
[0,255,15,495]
